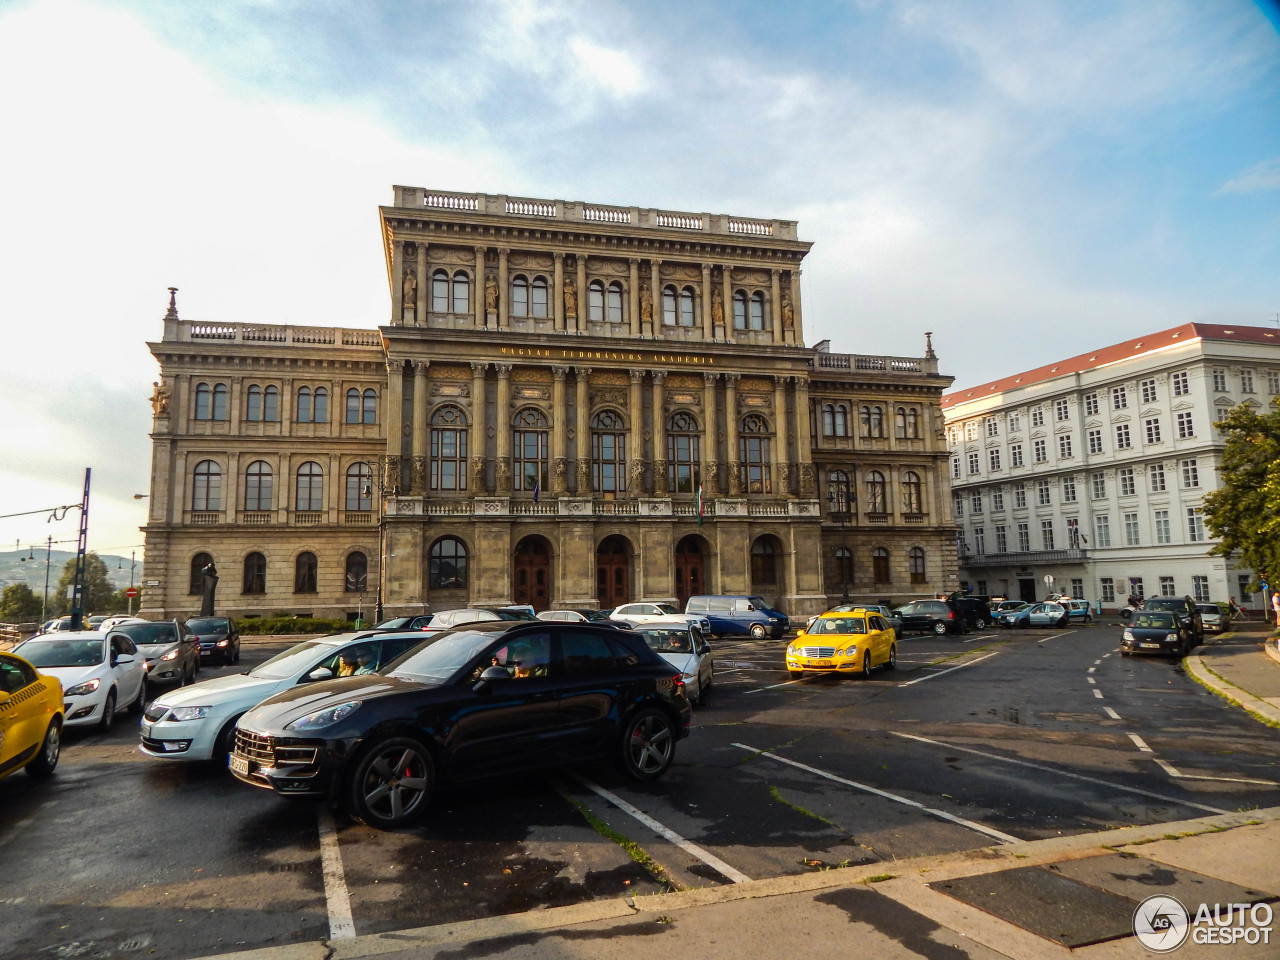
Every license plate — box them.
[228,754,251,776]
[810,660,832,668]
[1140,643,1160,649]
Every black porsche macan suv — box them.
[229,621,692,828]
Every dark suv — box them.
[950,596,993,630]
[892,599,965,635]
[1141,597,1204,646]
[186,616,241,665]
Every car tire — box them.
[347,737,435,828]
[98,689,117,733]
[1057,617,1068,628]
[788,669,803,679]
[932,621,948,636]
[886,644,896,670]
[859,650,871,678]
[213,717,241,763]
[749,623,767,640]
[972,616,987,629]
[129,678,148,715]
[232,642,241,664]
[619,707,677,781]
[26,720,61,779]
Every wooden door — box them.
[596,537,630,609]
[674,537,704,609]
[513,538,551,612]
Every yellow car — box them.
[0,652,63,781]
[786,610,897,678]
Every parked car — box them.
[1064,600,1094,624]
[139,631,426,762]
[372,615,435,631]
[38,617,73,634]
[684,595,789,639]
[631,617,714,705]
[804,603,901,635]
[610,602,711,636]
[997,602,1069,629]
[993,601,1029,614]
[86,616,109,630]
[13,631,147,731]
[536,609,616,623]
[228,621,692,828]
[109,619,200,687]
[98,615,146,632]
[1196,603,1226,634]
[1142,597,1204,645]
[787,609,896,678]
[185,616,241,665]
[0,652,63,780]
[950,596,994,629]
[1122,610,1192,658]
[892,599,964,636]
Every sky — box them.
[1,0,1277,560]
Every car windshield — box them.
[374,617,414,629]
[1133,612,1177,629]
[387,629,502,683]
[17,638,104,668]
[186,618,228,635]
[810,617,867,635]
[637,628,692,653]
[112,622,178,645]
[250,640,342,680]
[492,610,538,621]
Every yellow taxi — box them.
[786,609,896,678]
[0,651,63,781]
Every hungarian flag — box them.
[696,483,704,524]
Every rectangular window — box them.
[1144,418,1161,444]
[1118,467,1136,496]
[1017,522,1030,552]
[1212,369,1227,392]
[952,457,961,479]
[1087,429,1103,454]
[1070,578,1084,600]
[1084,393,1099,416]
[1055,398,1070,421]
[1007,412,1021,431]
[1011,444,1024,467]
[1176,411,1194,438]
[1100,578,1115,603]
[985,417,998,437]
[1187,506,1205,542]
[1159,576,1176,597]
[1181,459,1199,488]
[953,495,963,518]
[1124,512,1140,546]
[1141,379,1157,404]
[964,421,978,441]
[973,527,985,554]
[1014,483,1027,508]
[1154,509,1170,544]
[1192,575,1209,601]
[1058,434,1073,458]
[977,580,988,596]
[995,525,1007,553]
[988,448,1002,471]
[1062,476,1077,502]
[1112,386,1128,410]
[1238,574,1253,604]
[1031,407,1045,427]
[1240,369,1255,393]
[1033,439,1047,463]
[1267,370,1280,395]
[1094,514,1111,547]
[1037,480,1051,505]
[1041,519,1054,550]
[1149,463,1166,491]
[1091,472,1106,499]
[971,492,983,514]
[992,490,1004,511]
[968,452,980,475]
[1115,423,1131,449]
[1172,371,1189,396]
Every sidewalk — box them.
[1186,621,1280,727]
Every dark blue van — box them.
[684,595,789,639]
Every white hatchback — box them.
[610,602,712,637]
[14,631,147,731]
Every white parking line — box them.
[1037,629,1079,643]
[1093,688,1104,699]
[1128,733,1153,753]
[732,743,1019,844]
[316,806,356,940]
[897,652,998,687]
[574,775,752,883]
[892,732,1228,815]
[1087,677,1096,685]
[1103,706,1122,720]
[745,677,807,693]
[1094,660,1102,666]
[1088,666,1096,674]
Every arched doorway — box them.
[596,536,631,609]
[750,535,782,597]
[674,536,707,608]
[513,536,552,612]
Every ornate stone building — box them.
[140,187,956,622]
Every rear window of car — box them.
[113,622,178,644]
[1195,604,1218,615]
[187,618,228,634]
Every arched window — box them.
[361,388,377,424]
[833,404,849,437]
[452,271,470,314]
[194,382,212,420]
[244,460,273,511]
[431,406,469,491]
[833,547,853,590]
[866,470,887,513]
[822,403,834,436]
[212,383,229,421]
[511,275,529,317]
[679,286,696,326]
[749,292,765,331]
[243,552,266,594]
[902,471,923,513]
[739,414,772,494]
[429,537,469,589]
[661,285,678,325]
[872,547,890,584]
[828,469,851,514]
[431,270,450,312]
[530,276,549,318]
[667,411,701,493]
[750,538,779,586]
[295,461,324,511]
[513,408,549,492]
[312,386,328,423]
[345,388,361,423]
[909,547,926,584]
[607,281,624,323]
[294,551,318,594]
[592,410,627,493]
[896,405,920,439]
[296,386,313,423]
[860,404,885,438]
[588,280,605,322]
[192,460,221,511]
[189,552,213,594]
[344,552,368,593]
[733,291,748,330]
[263,385,279,421]
[345,462,372,510]
[246,384,263,421]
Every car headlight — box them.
[1123,630,1134,641]
[216,639,228,647]
[64,678,101,697]
[160,649,179,661]
[786,644,795,656]
[286,700,361,731]
[1166,633,1179,642]
[168,705,212,721]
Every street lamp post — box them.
[359,459,387,624]
[826,476,854,603]
[19,536,55,625]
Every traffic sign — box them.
[124,587,139,598]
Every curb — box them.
[1185,648,1280,727]
[1267,637,1280,668]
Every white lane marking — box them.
[316,806,356,940]
[1087,677,1097,685]
[892,732,1228,815]
[1036,628,1078,644]
[898,652,998,687]
[732,743,1019,844]
[1093,688,1104,699]
[1088,667,1096,674]
[1128,733,1153,753]
[1150,757,1277,786]
[746,677,807,693]
[1154,758,1182,777]
[574,775,752,883]
[1102,653,1112,658]
[1094,660,1102,666]
[1103,707,1122,720]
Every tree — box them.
[0,583,42,623]
[49,553,118,617]
[1202,402,1280,588]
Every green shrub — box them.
[233,616,351,635]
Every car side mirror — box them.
[472,665,511,694]
[113,655,135,666]
[795,628,806,637]
[0,692,11,707]
[307,667,335,682]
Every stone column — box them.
[551,366,569,494]
[385,358,404,494]
[628,259,641,336]
[553,253,565,333]
[474,247,486,327]
[495,363,512,493]
[411,361,430,493]
[574,255,587,334]
[701,264,714,341]
[721,265,733,339]
[497,248,509,329]
[725,373,741,496]
[415,243,428,326]
[771,269,784,344]
[575,367,591,494]
[795,376,815,496]
[646,259,661,337]
[789,268,804,345]
[470,362,487,493]
[652,372,668,495]
[391,240,405,324]
[702,372,719,494]
[773,375,791,497]
[628,369,645,494]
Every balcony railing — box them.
[960,548,1088,568]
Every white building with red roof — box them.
[941,323,1276,611]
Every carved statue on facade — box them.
[629,459,647,490]
[484,275,498,314]
[728,462,743,497]
[149,380,171,417]
[799,462,816,496]
[711,287,724,329]
[384,457,402,496]
[552,457,569,493]
[402,270,417,317]
[495,458,512,493]
[471,456,488,492]
[652,460,668,495]
[639,286,653,325]
[577,459,592,494]
[781,292,795,331]
[778,461,793,497]
[705,460,720,492]
[563,277,577,318]
[411,457,427,493]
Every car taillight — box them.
[672,674,686,691]
[948,611,956,619]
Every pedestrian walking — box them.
[1272,591,1280,628]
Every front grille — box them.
[799,646,837,658]
[235,729,275,764]
[143,703,168,722]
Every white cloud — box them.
[1218,157,1280,194]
